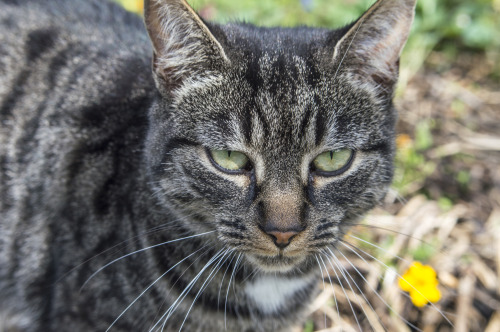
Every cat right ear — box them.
[144,0,229,96]
[332,0,416,98]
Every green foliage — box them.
[303,319,315,332]
[437,197,453,212]
[188,0,374,27]
[410,241,437,262]
[393,121,436,197]
[404,0,500,79]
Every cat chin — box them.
[245,252,309,274]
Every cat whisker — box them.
[225,253,242,330]
[384,188,408,205]
[326,247,387,332]
[335,242,423,331]
[347,222,438,247]
[348,215,451,258]
[81,230,216,291]
[105,246,207,332]
[58,220,180,284]
[147,245,216,332]
[240,261,258,284]
[321,250,366,332]
[64,209,204,278]
[165,249,230,329]
[345,234,411,264]
[318,252,363,332]
[217,251,238,309]
[152,248,228,332]
[178,248,234,332]
[339,240,454,328]
[314,254,340,329]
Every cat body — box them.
[0,0,415,331]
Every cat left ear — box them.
[332,0,416,97]
[144,0,229,95]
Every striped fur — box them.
[0,0,415,331]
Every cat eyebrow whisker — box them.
[81,230,216,291]
[339,240,454,327]
[334,243,424,331]
[333,16,367,82]
[105,246,207,332]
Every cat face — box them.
[144,0,415,273]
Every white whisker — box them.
[149,248,226,332]
[105,246,206,332]
[217,252,238,310]
[60,220,186,284]
[333,16,367,81]
[147,245,215,331]
[327,247,386,332]
[178,248,234,331]
[347,234,411,264]
[315,254,338,329]
[319,253,362,331]
[81,230,215,290]
[225,253,242,330]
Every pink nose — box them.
[266,230,299,249]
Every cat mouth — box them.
[246,252,308,273]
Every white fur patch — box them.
[244,275,312,313]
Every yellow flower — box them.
[396,133,412,150]
[118,0,144,14]
[398,262,441,307]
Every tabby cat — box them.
[0,0,416,331]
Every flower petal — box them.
[409,290,429,307]
[424,286,441,303]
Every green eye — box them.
[210,150,250,172]
[312,149,354,175]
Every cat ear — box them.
[144,0,229,95]
[332,0,416,96]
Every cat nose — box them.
[266,230,300,249]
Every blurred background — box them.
[117,0,500,331]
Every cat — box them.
[0,0,416,331]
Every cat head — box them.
[143,0,415,273]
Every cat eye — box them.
[209,149,251,173]
[312,149,354,176]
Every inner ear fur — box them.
[332,0,416,95]
[144,0,229,94]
